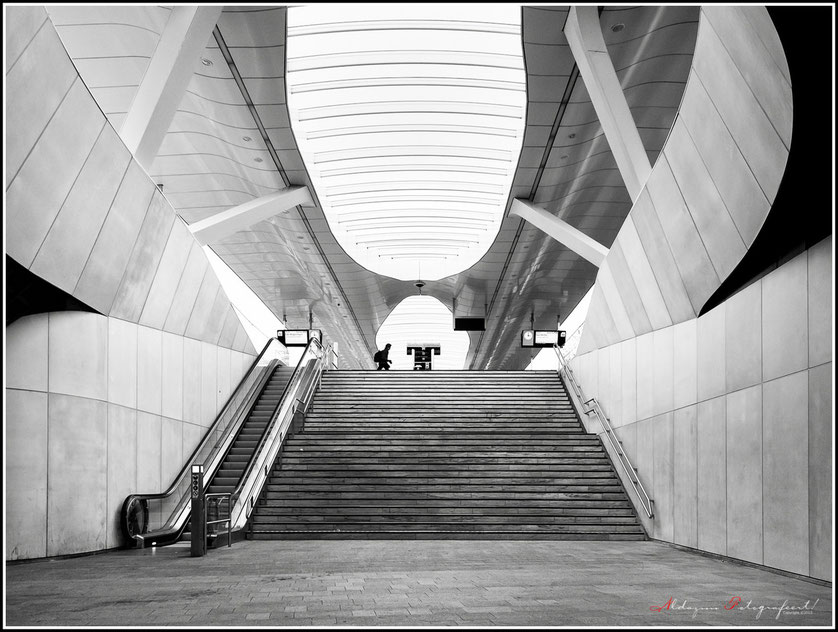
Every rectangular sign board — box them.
[278,329,321,347]
[521,330,566,348]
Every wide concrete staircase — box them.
[249,371,645,540]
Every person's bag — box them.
[373,350,382,363]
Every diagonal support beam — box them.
[121,6,222,169]
[189,187,313,245]
[564,6,652,202]
[510,199,608,267]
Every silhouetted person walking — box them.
[374,343,393,370]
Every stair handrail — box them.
[226,336,331,533]
[120,336,286,546]
[554,344,655,519]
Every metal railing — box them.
[121,337,288,547]
[204,493,231,548]
[554,344,654,519]
[227,336,332,532]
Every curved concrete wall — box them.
[6,6,255,355]
[571,237,832,581]
[6,312,256,560]
[5,7,261,560]
[577,6,791,355]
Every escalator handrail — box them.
[228,337,328,530]
[120,336,284,543]
[229,337,323,505]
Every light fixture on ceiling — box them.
[568,133,576,139]
[242,136,252,142]
[414,280,425,295]
[201,57,213,66]
[611,23,625,33]
[254,157,263,163]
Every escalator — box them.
[121,337,334,549]
[207,367,294,496]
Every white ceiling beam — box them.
[510,199,608,268]
[189,187,314,245]
[120,6,222,170]
[564,6,652,202]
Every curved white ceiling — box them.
[286,5,526,282]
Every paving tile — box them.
[4,540,832,626]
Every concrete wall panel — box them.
[110,191,176,322]
[47,393,108,556]
[808,235,832,368]
[696,304,726,402]
[701,7,792,148]
[161,417,183,489]
[646,159,719,313]
[30,126,132,293]
[617,217,672,330]
[161,332,185,420]
[74,161,157,313]
[216,347,232,411]
[6,390,48,560]
[652,327,674,418]
[630,192,695,324]
[692,17,788,200]
[634,418,655,504]
[652,413,674,542]
[672,405,698,548]
[200,342,219,426]
[763,371,809,576]
[808,363,832,581]
[620,337,637,425]
[663,120,746,280]
[107,317,138,409]
[724,281,762,393]
[6,314,49,391]
[677,75,769,246]
[6,15,76,186]
[635,332,654,421]
[607,242,653,336]
[217,306,239,349]
[672,318,697,409]
[762,251,808,381]
[725,384,763,564]
[607,343,623,427]
[7,79,104,268]
[106,404,137,549]
[139,219,195,330]
[164,249,210,336]
[137,327,162,415]
[5,6,48,73]
[696,396,726,555]
[49,312,108,401]
[182,337,203,425]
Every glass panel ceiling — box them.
[286,4,526,281]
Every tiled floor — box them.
[5,540,832,627]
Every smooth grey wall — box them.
[6,312,256,560]
[571,236,832,581]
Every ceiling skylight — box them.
[286,5,526,281]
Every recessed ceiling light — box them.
[242,136,252,142]
[561,155,569,160]
[201,58,213,66]
[254,157,263,163]
[568,133,576,139]
[611,23,625,33]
